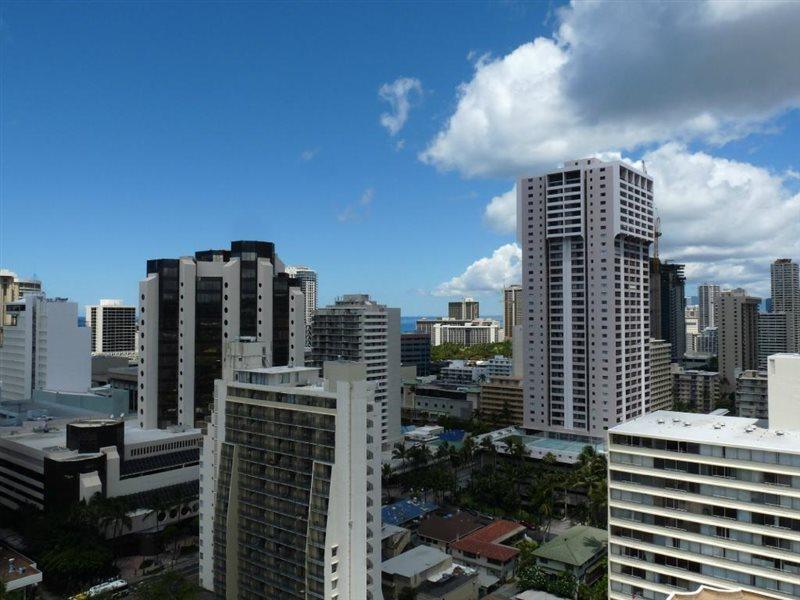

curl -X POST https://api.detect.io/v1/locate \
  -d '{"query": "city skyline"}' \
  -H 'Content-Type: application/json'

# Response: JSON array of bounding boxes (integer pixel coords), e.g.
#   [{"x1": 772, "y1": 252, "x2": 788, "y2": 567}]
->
[{"x1": 2, "y1": 2, "x2": 800, "y2": 315}]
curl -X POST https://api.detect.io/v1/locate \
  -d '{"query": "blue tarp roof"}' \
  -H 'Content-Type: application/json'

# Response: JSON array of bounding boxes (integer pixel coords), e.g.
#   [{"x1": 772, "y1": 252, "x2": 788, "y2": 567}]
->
[
  {"x1": 382, "y1": 498, "x2": 439, "y2": 526},
  {"x1": 438, "y1": 429, "x2": 465, "y2": 442}
]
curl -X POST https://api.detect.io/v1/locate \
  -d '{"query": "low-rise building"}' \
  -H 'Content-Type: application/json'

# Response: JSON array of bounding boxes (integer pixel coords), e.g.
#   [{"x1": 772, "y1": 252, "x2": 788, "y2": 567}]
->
[
  {"x1": 735, "y1": 370, "x2": 769, "y2": 419},
  {"x1": 671, "y1": 365, "x2": 720, "y2": 412},
  {"x1": 0, "y1": 417, "x2": 201, "y2": 534},
  {"x1": 450, "y1": 520, "x2": 525, "y2": 587},
  {"x1": 407, "y1": 383, "x2": 479, "y2": 421},
  {"x1": 417, "y1": 318, "x2": 503, "y2": 347},
  {"x1": 418, "y1": 511, "x2": 488, "y2": 553},
  {"x1": 382, "y1": 545, "x2": 452, "y2": 599},
  {"x1": 0, "y1": 546, "x2": 43, "y2": 597},
  {"x1": 416, "y1": 565, "x2": 480, "y2": 600},
  {"x1": 382, "y1": 524, "x2": 412, "y2": 559},
  {"x1": 382, "y1": 498, "x2": 440, "y2": 528},
  {"x1": 531, "y1": 525, "x2": 607, "y2": 583},
  {"x1": 479, "y1": 376, "x2": 524, "y2": 427}
]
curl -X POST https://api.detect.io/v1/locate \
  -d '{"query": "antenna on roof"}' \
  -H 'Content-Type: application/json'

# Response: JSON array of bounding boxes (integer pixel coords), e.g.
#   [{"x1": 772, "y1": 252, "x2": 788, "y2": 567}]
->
[{"x1": 641, "y1": 160, "x2": 648, "y2": 175}]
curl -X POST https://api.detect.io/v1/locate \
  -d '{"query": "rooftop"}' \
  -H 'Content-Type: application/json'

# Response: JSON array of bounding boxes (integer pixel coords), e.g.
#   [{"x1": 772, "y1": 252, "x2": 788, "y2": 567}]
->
[
  {"x1": 418, "y1": 511, "x2": 486, "y2": 544},
  {"x1": 450, "y1": 520, "x2": 525, "y2": 562},
  {"x1": 382, "y1": 498, "x2": 439, "y2": 526},
  {"x1": 416, "y1": 564, "x2": 478, "y2": 597},
  {"x1": 610, "y1": 410, "x2": 800, "y2": 453},
  {"x1": 381, "y1": 545, "x2": 449, "y2": 578},
  {"x1": 0, "y1": 546, "x2": 42, "y2": 591},
  {"x1": 532, "y1": 525, "x2": 607, "y2": 567}
]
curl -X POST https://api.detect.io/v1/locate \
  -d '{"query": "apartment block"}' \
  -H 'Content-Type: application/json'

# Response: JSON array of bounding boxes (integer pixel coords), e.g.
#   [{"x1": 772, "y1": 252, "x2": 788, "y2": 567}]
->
[
  {"x1": 716, "y1": 289, "x2": 760, "y2": 392},
  {"x1": 503, "y1": 285, "x2": 522, "y2": 339},
  {"x1": 518, "y1": 158, "x2": 654, "y2": 440},
  {"x1": 735, "y1": 370, "x2": 768, "y2": 420},
  {"x1": 650, "y1": 339, "x2": 673, "y2": 412},
  {"x1": 671, "y1": 366, "x2": 719, "y2": 413},
  {"x1": 758, "y1": 313, "x2": 789, "y2": 370},
  {"x1": 479, "y1": 375, "x2": 524, "y2": 427},
  {"x1": 199, "y1": 352, "x2": 381, "y2": 599},
  {"x1": 608, "y1": 406, "x2": 800, "y2": 600},
  {"x1": 138, "y1": 240, "x2": 305, "y2": 429},
  {"x1": 311, "y1": 294, "x2": 400, "y2": 454},
  {"x1": 86, "y1": 299, "x2": 137, "y2": 356}
]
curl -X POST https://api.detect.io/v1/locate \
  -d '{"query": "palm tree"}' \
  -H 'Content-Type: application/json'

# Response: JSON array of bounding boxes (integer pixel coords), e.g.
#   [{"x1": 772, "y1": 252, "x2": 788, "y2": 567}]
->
[{"x1": 392, "y1": 442, "x2": 409, "y2": 468}]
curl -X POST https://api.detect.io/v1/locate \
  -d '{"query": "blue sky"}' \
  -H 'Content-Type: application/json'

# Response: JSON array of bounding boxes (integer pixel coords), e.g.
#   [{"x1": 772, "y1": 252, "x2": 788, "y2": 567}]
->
[{"x1": 2, "y1": 1, "x2": 800, "y2": 316}]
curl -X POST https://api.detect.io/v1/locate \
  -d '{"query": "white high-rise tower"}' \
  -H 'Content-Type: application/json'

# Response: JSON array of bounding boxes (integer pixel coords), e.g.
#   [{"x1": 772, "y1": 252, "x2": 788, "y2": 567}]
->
[
  {"x1": 285, "y1": 265, "x2": 318, "y2": 348},
  {"x1": 698, "y1": 283, "x2": 721, "y2": 332},
  {"x1": 518, "y1": 158, "x2": 654, "y2": 441}
]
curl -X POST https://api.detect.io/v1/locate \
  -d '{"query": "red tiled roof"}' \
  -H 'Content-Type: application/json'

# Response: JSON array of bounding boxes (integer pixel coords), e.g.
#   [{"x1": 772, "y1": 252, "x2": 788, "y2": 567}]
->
[{"x1": 451, "y1": 520, "x2": 525, "y2": 563}]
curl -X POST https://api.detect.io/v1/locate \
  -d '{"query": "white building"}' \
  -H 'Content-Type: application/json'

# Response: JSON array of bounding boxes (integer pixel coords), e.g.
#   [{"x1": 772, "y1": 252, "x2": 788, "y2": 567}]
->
[
  {"x1": 199, "y1": 349, "x2": 381, "y2": 600},
  {"x1": 85, "y1": 299, "x2": 136, "y2": 356},
  {"x1": 519, "y1": 158, "x2": 654, "y2": 441},
  {"x1": 758, "y1": 313, "x2": 789, "y2": 370},
  {"x1": 311, "y1": 294, "x2": 400, "y2": 455},
  {"x1": 285, "y1": 265, "x2": 318, "y2": 348},
  {"x1": 686, "y1": 307, "x2": 700, "y2": 353},
  {"x1": 698, "y1": 284, "x2": 720, "y2": 332},
  {"x1": 138, "y1": 241, "x2": 305, "y2": 429},
  {"x1": 425, "y1": 318, "x2": 503, "y2": 347},
  {"x1": 608, "y1": 373, "x2": 800, "y2": 600},
  {"x1": 0, "y1": 295, "x2": 90, "y2": 402}
]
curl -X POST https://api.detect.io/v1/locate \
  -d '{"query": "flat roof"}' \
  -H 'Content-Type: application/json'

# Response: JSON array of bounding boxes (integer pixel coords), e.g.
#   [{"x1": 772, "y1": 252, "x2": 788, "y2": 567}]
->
[
  {"x1": 610, "y1": 410, "x2": 800, "y2": 454},
  {"x1": 0, "y1": 546, "x2": 42, "y2": 589},
  {"x1": 382, "y1": 545, "x2": 449, "y2": 577}
]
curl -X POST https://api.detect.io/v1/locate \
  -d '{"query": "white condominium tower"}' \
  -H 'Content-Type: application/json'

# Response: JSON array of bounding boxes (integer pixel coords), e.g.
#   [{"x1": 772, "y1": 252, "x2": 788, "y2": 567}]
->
[
  {"x1": 85, "y1": 299, "x2": 137, "y2": 356},
  {"x1": 608, "y1": 355, "x2": 800, "y2": 600},
  {"x1": 698, "y1": 284, "x2": 720, "y2": 332},
  {"x1": 518, "y1": 158, "x2": 654, "y2": 441},
  {"x1": 138, "y1": 241, "x2": 305, "y2": 429},
  {"x1": 771, "y1": 259, "x2": 800, "y2": 351},
  {"x1": 310, "y1": 294, "x2": 400, "y2": 455},
  {"x1": 285, "y1": 265, "x2": 318, "y2": 348},
  {"x1": 199, "y1": 343, "x2": 382, "y2": 600}
]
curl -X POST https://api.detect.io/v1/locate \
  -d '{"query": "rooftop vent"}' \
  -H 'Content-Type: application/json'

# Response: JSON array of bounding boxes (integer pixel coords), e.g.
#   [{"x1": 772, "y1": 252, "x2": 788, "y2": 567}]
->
[
  {"x1": 657, "y1": 418, "x2": 665, "y2": 424},
  {"x1": 683, "y1": 422, "x2": 692, "y2": 427},
  {"x1": 672, "y1": 417, "x2": 682, "y2": 423},
  {"x1": 776, "y1": 430, "x2": 785, "y2": 436}
]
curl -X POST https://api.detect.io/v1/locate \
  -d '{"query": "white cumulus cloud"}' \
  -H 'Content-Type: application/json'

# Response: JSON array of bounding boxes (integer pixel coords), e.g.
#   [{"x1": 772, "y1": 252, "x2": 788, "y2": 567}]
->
[
  {"x1": 435, "y1": 243, "x2": 521, "y2": 296},
  {"x1": 421, "y1": 1, "x2": 800, "y2": 177},
  {"x1": 379, "y1": 77, "x2": 423, "y2": 136},
  {"x1": 483, "y1": 186, "x2": 517, "y2": 235}
]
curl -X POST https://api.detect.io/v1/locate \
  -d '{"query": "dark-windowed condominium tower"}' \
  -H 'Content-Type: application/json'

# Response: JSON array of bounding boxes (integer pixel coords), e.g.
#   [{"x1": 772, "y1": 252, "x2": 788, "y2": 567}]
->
[
  {"x1": 448, "y1": 297, "x2": 479, "y2": 320},
  {"x1": 138, "y1": 241, "x2": 305, "y2": 429},
  {"x1": 503, "y1": 284, "x2": 522, "y2": 339},
  {"x1": 518, "y1": 158, "x2": 654, "y2": 441},
  {"x1": 771, "y1": 258, "x2": 800, "y2": 351},
  {"x1": 649, "y1": 259, "x2": 686, "y2": 362}
]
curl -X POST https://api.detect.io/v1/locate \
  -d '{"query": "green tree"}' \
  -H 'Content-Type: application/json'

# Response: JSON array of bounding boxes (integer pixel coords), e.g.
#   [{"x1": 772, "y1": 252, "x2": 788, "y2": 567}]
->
[
  {"x1": 392, "y1": 442, "x2": 409, "y2": 468},
  {"x1": 133, "y1": 571, "x2": 199, "y2": 600}
]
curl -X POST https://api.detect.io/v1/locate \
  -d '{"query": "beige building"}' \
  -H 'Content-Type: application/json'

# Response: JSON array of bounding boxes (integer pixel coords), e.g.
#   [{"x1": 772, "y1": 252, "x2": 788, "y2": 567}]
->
[
  {"x1": 650, "y1": 339, "x2": 672, "y2": 411},
  {"x1": 479, "y1": 375, "x2": 524, "y2": 426},
  {"x1": 671, "y1": 365, "x2": 720, "y2": 412},
  {"x1": 667, "y1": 587, "x2": 780, "y2": 600},
  {"x1": 0, "y1": 270, "x2": 42, "y2": 346},
  {"x1": 716, "y1": 288, "x2": 760, "y2": 392},
  {"x1": 503, "y1": 285, "x2": 522, "y2": 339}
]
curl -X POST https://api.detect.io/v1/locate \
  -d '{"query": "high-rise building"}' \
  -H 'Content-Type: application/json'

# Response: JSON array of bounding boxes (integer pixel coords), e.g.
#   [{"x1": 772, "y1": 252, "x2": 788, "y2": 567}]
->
[
  {"x1": 767, "y1": 353, "x2": 800, "y2": 430},
  {"x1": 518, "y1": 158, "x2": 654, "y2": 440},
  {"x1": 401, "y1": 332, "x2": 431, "y2": 376},
  {"x1": 0, "y1": 294, "x2": 90, "y2": 402},
  {"x1": 735, "y1": 369, "x2": 768, "y2": 419},
  {"x1": 503, "y1": 285, "x2": 522, "y2": 339},
  {"x1": 650, "y1": 261, "x2": 686, "y2": 362},
  {"x1": 771, "y1": 258, "x2": 800, "y2": 352},
  {"x1": 311, "y1": 294, "x2": 400, "y2": 454},
  {"x1": 199, "y1": 349, "x2": 381, "y2": 600},
  {"x1": 85, "y1": 299, "x2": 136, "y2": 356},
  {"x1": 285, "y1": 265, "x2": 317, "y2": 348},
  {"x1": 698, "y1": 283, "x2": 720, "y2": 331},
  {"x1": 685, "y1": 305, "x2": 700, "y2": 353},
  {"x1": 697, "y1": 326, "x2": 718, "y2": 356},
  {"x1": 608, "y1": 370, "x2": 800, "y2": 600},
  {"x1": 424, "y1": 319, "x2": 503, "y2": 346},
  {"x1": 0, "y1": 270, "x2": 42, "y2": 347},
  {"x1": 716, "y1": 288, "x2": 760, "y2": 391},
  {"x1": 448, "y1": 297, "x2": 479, "y2": 320},
  {"x1": 138, "y1": 241, "x2": 305, "y2": 429},
  {"x1": 649, "y1": 339, "x2": 672, "y2": 412},
  {"x1": 758, "y1": 311, "x2": 789, "y2": 369}
]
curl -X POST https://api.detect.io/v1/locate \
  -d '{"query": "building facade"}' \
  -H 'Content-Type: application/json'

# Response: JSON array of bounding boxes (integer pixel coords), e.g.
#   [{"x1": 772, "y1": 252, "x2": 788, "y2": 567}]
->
[
  {"x1": 86, "y1": 299, "x2": 137, "y2": 356},
  {"x1": 503, "y1": 285, "x2": 522, "y2": 339},
  {"x1": 311, "y1": 294, "x2": 400, "y2": 454},
  {"x1": 479, "y1": 376, "x2": 524, "y2": 427},
  {"x1": 758, "y1": 312, "x2": 789, "y2": 370},
  {"x1": 716, "y1": 289, "x2": 760, "y2": 392},
  {"x1": 650, "y1": 261, "x2": 686, "y2": 362},
  {"x1": 608, "y1": 407, "x2": 800, "y2": 600},
  {"x1": 735, "y1": 369, "x2": 768, "y2": 420},
  {"x1": 698, "y1": 284, "x2": 720, "y2": 332},
  {"x1": 770, "y1": 259, "x2": 800, "y2": 352},
  {"x1": 448, "y1": 298, "x2": 479, "y2": 320},
  {"x1": 519, "y1": 158, "x2": 654, "y2": 440},
  {"x1": 650, "y1": 339, "x2": 673, "y2": 412},
  {"x1": 199, "y1": 356, "x2": 381, "y2": 600},
  {"x1": 671, "y1": 366, "x2": 719, "y2": 413},
  {"x1": 138, "y1": 241, "x2": 305, "y2": 429},
  {"x1": 417, "y1": 319, "x2": 503, "y2": 347},
  {"x1": 0, "y1": 270, "x2": 42, "y2": 347},
  {"x1": 285, "y1": 265, "x2": 318, "y2": 349},
  {"x1": 401, "y1": 332, "x2": 432, "y2": 376},
  {"x1": 0, "y1": 295, "x2": 90, "y2": 402}
]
